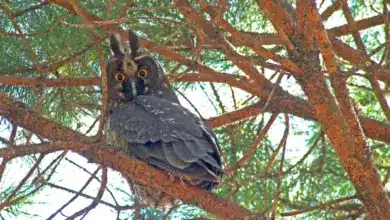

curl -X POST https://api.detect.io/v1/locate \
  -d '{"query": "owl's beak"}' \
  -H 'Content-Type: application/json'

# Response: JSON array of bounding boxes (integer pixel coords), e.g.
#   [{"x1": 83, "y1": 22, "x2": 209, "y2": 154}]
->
[
  {"x1": 129, "y1": 77, "x2": 138, "y2": 98},
  {"x1": 117, "y1": 91, "x2": 126, "y2": 99},
  {"x1": 114, "y1": 83, "x2": 127, "y2": 99},
  {"x1": 114, "y1": 83, "x2": 122, "y2": 90},
  {"x1": 113, "y1": 77, "x2": 138, "y2": 101}
]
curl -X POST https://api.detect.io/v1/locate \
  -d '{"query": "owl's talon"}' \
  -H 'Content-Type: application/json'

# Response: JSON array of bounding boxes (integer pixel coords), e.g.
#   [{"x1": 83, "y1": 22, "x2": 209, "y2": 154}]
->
[{"x1": 168, "y1": 171, "x2": 176, "y2": 181}]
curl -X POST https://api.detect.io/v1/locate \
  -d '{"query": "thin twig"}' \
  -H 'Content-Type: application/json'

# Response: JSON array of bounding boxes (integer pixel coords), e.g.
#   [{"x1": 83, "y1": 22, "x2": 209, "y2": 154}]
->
[
  {"x1": 66, "y1": 166, "x2": 108, "y2": 219},
  {"x1": 0, "y1": 5, "x2": 43, "y2": 75},
  {"x1": 47, "y1": 167, "x2": 100, "y2": 220},
  {"x1": 12, "y1": 1, "x2": 49, "y2": 17},
  {"x1": 0, "y1": 157, "x2": 10, "y2": 183},
  {"x1": 174, "y1": 88, "x2": 204, "y2": 119},
  {"x1": 32, "y1": 151, "x2": 67, "y2": 185},
  {"x1": 64, "y1": 158, "x2": 121, "y2": 207},
  {"x1": 163, "y1": 204, "x2": 182, "y2": 220},
  {"x1": 0, "y1": 154, "x2": 45, "y2": 211},
  {"x1": 368, "y1": 73, "x2": 390, "y2": 121},
  {"x1": 283, "y1": 131, "x2": 323, "y2": 175},
  {"x1": 264, "y1": 116, "x2": 289, "y2": 173},
  {"x1": 271, "y1": 114, "x2": 289, "y2": 219},
  {"x1": 281, "y1": 195, "x2": 358, "y2": 216},
  {"x1": 84, "y1": 116, "x2": 101, "y2": 135},
  {"x1": 47, "y1": 182, "x2": 143, "y2": 211},
  {"x1": 225, "y1": 113, "x2": 278, "y2": 175},
  {"x1": 8, "y1": 124, "x2": 17, "y2": 146}
]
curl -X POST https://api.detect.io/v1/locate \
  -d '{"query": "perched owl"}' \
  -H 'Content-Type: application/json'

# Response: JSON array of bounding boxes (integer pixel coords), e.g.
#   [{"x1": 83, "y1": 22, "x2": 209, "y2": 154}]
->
[{"x1": 104, "y1": 30, "x2": 224, "y2": 206}]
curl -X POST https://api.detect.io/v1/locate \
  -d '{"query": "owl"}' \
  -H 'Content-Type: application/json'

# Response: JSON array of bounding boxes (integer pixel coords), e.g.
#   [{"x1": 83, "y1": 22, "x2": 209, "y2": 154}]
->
[{"x1": 104, "y1": 30, "x2": 224, "y2": 207}]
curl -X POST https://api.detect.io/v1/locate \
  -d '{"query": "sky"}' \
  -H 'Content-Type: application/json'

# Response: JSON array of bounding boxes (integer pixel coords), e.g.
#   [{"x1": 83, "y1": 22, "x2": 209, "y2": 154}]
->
[
  {"x1": 0, "y1": 1, "x2": 387, "y2": 219},
  {"x1": 0, "y1": 70, "x2": 313, "y2": 220}
]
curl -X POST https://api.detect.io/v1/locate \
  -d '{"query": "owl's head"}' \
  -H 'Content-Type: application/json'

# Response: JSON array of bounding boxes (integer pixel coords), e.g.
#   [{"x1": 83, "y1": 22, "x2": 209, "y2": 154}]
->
[{"x1": 105, "y1": 30, "x2": 178, "y2": 106}]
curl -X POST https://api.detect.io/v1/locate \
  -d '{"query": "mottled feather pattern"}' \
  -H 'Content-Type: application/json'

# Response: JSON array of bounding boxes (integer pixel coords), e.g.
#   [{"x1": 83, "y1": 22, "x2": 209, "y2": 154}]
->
[
  {"x1": 105, "y1": 30, "x2": 223, "y2": 207},
  {"x1": 107, "y1": 95, "x2": 223, "y2": 184},
  {"x1": 105, "y1": 91, "x2": 223, "y2": 206}
]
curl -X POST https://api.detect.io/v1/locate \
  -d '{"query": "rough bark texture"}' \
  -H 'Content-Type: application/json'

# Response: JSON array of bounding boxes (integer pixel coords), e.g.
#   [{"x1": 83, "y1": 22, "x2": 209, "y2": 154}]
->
[
  {"x1": 0, "y1": 92, "x2": 267, "y2": 220},
  {"x1": 293, "y1": 1, "x2": 390, "y2": 218},
  {"x1": 1, "y1": 0, "x2": 390, "y2": 218}
]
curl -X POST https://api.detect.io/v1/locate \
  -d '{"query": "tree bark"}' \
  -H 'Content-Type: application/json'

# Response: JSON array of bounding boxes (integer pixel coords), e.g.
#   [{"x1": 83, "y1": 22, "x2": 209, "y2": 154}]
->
[{"x1": 0, "y1": 92, "x2": 267, "y2": 220}]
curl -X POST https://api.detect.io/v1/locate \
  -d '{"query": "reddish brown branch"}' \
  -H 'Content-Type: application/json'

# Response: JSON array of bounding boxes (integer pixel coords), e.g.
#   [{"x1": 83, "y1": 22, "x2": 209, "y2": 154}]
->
[
  {"x1": 308, "y1": 0, "x2": 372, "y2": 170},
  {"x1": 256, "y1": 0, "x2": 296, "y2": 41},
  {"x1": 320, "y1": 0, "x2": 341, "y2": 21},
  {"x1": 0, "y1": 76, "x2": 99, "y2": 87},
  {"x1": 340, "y1": 0, "x2": 366, "y2": 54},
  {"x1": 368, "y1": 74, "x2": 390, "y2": 121},
  {"x1": 0, "y1": 142, "x2": 90, "y2": 161},
  {"x1": 2, "y1": 73, "x2": 390, "y2": 146},
  {"x1": 198, "y1": 0, "x2": 302, "y2": 76},
  {"x1": 328, "y1": 12, "x2": 390, "y2": 37},
  {"x1": 0, "y1": 92, "x2": 86, "y2": 142},
  {"x1": 295, "y1": 1, "x2": 390, "y2": 217},
  {"x1": 248, "y1": 1, "x2": 390, "y2": 86},
  {"x1": 173, "y1": 0, "x2": 270, "y2": 87},
  {"x1": 0, "y1": 91, "x2": 267, "y2": 220},
  {"x1": 173, "y1": 74, "x2": 390, "y2": 143},
  {"x1": 86, "y1": 145, "x2": 266, "y2": 219}
]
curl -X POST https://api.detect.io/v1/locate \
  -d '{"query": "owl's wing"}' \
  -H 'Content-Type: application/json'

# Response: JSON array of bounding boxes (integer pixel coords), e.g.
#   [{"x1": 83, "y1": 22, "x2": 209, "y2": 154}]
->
[{"x1": 107, "y1": 95, "x2": 223, "y2": 188}]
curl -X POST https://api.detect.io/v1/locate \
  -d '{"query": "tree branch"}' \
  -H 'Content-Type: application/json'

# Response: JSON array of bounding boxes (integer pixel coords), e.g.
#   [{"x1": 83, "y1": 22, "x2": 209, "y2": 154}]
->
[
  {"x1": 0, "y1": 91, "x2": 267, "y2": 219},
  {"x1": 295, "y1": 1, "x2": 390, "y2": 218},
  {"x1": 0, "y1": 76, "x2": 100, "y2": 87}
]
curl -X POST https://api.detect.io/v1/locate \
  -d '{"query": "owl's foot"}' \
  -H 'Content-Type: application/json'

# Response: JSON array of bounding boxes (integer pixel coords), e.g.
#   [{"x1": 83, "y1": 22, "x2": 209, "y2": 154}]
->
[
  {"x1": 178, "y1": 175, "x2": 188, "y2": 187},
  {"x1": 168, "y1": 171, "x2": 177, "y2": 181}
]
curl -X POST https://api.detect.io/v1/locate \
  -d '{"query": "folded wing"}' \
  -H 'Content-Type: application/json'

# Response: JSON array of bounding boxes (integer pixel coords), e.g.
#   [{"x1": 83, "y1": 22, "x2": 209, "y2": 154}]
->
[{"x1": 107, "y1": 95, "x2": 224, "y2": 189}]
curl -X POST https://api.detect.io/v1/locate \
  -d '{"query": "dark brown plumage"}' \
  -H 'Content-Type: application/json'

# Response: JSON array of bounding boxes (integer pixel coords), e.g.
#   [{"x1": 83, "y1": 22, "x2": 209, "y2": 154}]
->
[{"x1": 103, "y1": 30, "x2": 224, "y2": 206}]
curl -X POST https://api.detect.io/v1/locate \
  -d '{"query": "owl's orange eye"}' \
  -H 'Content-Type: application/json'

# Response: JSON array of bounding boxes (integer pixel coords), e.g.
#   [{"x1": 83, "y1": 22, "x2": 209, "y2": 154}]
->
[
  {"x1": 137, "y1": 69, "x2": 148, "y2": 78},
  {"x1": 114, "y1": 73, "x2": 126, "y2": 82}
]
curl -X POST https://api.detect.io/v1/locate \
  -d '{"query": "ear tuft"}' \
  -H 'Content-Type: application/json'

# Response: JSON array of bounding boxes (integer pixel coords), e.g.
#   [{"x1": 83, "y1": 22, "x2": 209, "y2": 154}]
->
[
  {"x1": 109, "y1": 32, "x2": 125, "y2": 56},
  {"x1": 128, "y1": 29, "x2": 140, "y2": 57}
]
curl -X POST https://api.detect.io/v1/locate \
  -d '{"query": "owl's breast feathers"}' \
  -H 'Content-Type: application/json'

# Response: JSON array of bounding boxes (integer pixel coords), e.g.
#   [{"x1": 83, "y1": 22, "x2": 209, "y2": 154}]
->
[{"x1": 105, "y1": 95, "x2": 224, "y2": 206}]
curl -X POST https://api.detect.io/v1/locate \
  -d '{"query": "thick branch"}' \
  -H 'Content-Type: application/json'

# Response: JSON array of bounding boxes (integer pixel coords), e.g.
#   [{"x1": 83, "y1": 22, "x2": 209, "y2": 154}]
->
[
  {"x1": 0, "y1": 76, "x2": 99, "y2": 87},
  {"x1": 328, "y1": 12, "x2": 390, "y2": 37},
  {"x1": 0, "y1": 91, "x2": 266, "y2": 220},
  {"x1": 175, "y1": 73, "x2": 390, "y2": 143},
  {"x1": 0, "y1": 92, "x2": 86, "y2": 142},
  {"x1": 2, "y1": 72, "x2": 389, "y2": 144},
  {"x1": 295, "y1": 1, "x2": 390, "y2": 218}
]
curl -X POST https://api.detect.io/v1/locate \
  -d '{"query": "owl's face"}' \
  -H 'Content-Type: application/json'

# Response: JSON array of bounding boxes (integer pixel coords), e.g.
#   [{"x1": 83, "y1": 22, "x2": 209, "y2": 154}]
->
[{"x1": 105, "y1": 31, "x2": 164, "y2": 104}]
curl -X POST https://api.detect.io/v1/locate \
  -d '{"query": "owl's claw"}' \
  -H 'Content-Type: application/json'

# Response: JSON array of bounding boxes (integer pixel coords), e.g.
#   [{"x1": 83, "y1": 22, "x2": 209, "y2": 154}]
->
[
  {"x1": 179, "y1": 176, "x2": 187, "y2": 187},
  {"x1": 168, "y1": 171, "x2": 176, "y2": 181}
]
